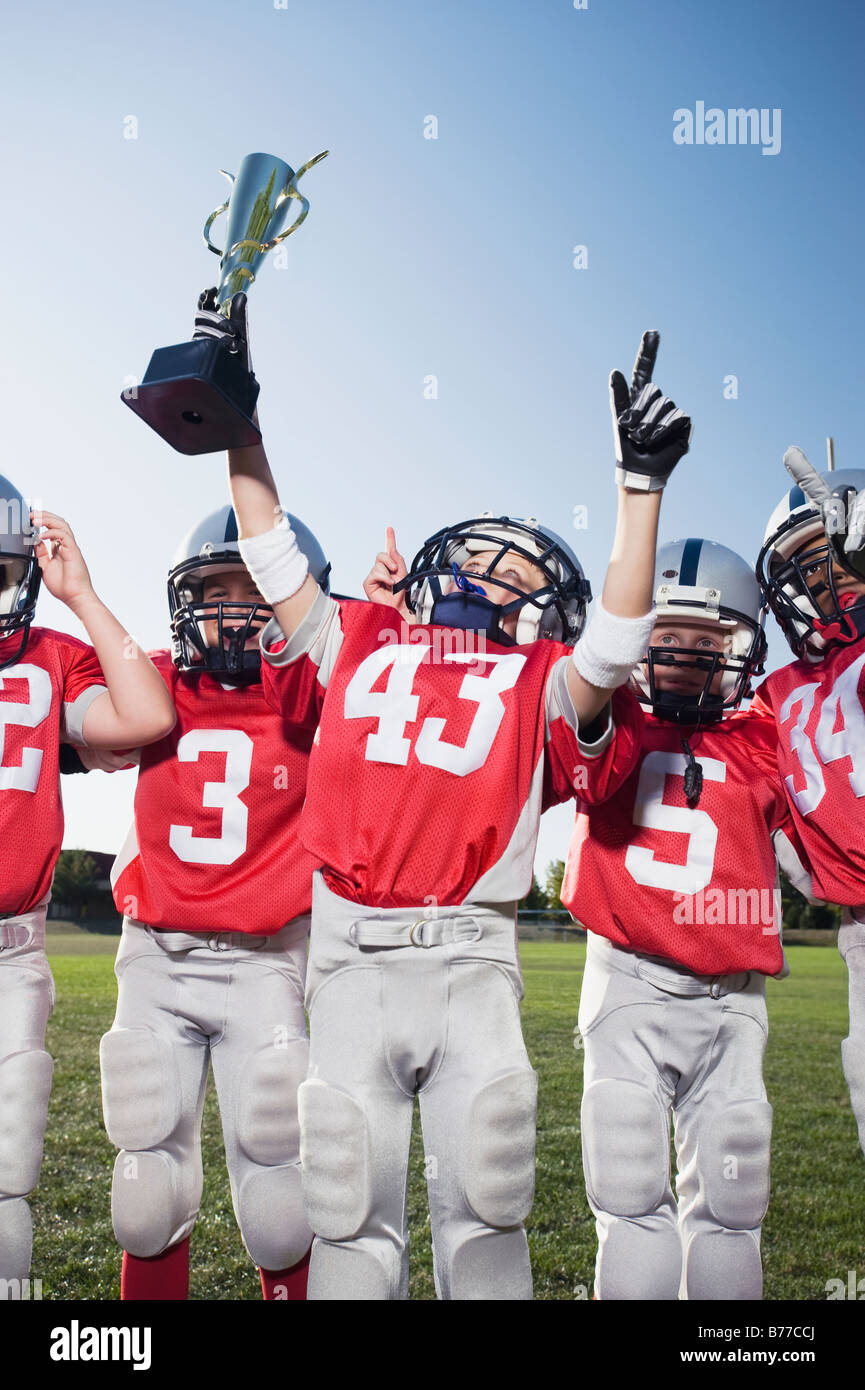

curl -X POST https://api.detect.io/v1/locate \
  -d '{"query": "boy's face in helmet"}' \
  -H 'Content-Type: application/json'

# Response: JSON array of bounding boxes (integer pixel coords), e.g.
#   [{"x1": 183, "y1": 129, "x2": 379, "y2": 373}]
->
[
  {"x1": 792, "y1": 535, "x2": 865, "y2": 618},
  {"x1": 457, "y1": 548, "x2": 546, "y2": 641},
  {"x1": 200, "y1": 568, "x2": 270, "y2": 651},
  {"x1": 646, "y1": 619, "x2": 728, "y2": 697}
]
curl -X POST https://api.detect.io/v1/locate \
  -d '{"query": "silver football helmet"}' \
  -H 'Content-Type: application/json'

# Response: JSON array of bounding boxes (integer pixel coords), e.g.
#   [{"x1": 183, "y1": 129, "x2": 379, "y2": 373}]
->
[
  {"x1": 399, "y1": 514, "x2": 591, "y2": 646},
  {"x1": 635, "y1": 538, "x2": 767, "y2": 724},
  {"x1": 757, "y1": 468, "x2": 865, "y2": 659},
  {"x1": 0, "y1": 473, "x2": 41, "y2": 669},
  {"x1": 168, "y1": 504, "x2": 330, "y2": 680}
]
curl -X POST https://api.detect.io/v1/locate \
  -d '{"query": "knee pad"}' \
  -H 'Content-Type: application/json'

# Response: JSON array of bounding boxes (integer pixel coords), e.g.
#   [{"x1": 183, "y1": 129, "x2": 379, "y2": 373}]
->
[
  {"x1": 0, "y1": 1197, "x2": 33, "y2": 1282},
  {"x1": 236, "y1": 1163, "x2": 312, "y2": 1270},
  {"x1": 111, "y1": 1151, "x2": 193, "y2": 1258},
  {"x1": 596, "y1": 1216, "x2": 682, "y2": 1300},
  {"x1": 299, "y1": 1080, "x2": 370, "y2": 1241},
  {"x1": 842, "y1": 1036, "x2": 865, "y2": 1154},
  {"x1": 237, "y1": 1037, "x2": 308, "y2": 1167},
  {"x1": 702, "y1": 1100, "x2": 773, "y2": 1229},
  {"x1": 308, "y1": 1238, "x2": 398, "y2": 1301},
  {"x1": 582, "y1": 1078, "x2": 669, "y2": 1217},
  {"x1": 464, "y1": 1069, "x2": 538, "y2": 1228},
  {"x1": 684, "y1": 1228, "x2": 762, "y2": 1300},
  {"x1": 100, "y1": 1029, "x2": 180, "y2": 1152},
  {"x1": 448, "y1": 1228, "x2": 533, "y2": 1301},
  {"x1": 0, "y1": 1050, "x2": 53, "y2": 1196}
]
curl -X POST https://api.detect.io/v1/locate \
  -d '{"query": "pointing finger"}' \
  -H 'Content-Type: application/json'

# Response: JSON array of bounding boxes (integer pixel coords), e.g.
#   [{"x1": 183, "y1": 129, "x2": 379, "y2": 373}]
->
[
  {"x1": 783, "y1": 447, "x2": 833, "y2": 506},
  {"x1": 630, "y1": 330, "x2": 660, "y2": 399}
]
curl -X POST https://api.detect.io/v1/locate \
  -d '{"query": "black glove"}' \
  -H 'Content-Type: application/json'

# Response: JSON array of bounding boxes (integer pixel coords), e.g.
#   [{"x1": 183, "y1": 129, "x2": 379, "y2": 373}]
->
[
  {"x1": 784, "y1": 446, "x2": 865, "y2": 584},
  {"x1": 610, "y1": 331, "x2": 692, "y2": 491},
  {"x1": 193, "y1": 289, "x2": 252, "y2": 373}
]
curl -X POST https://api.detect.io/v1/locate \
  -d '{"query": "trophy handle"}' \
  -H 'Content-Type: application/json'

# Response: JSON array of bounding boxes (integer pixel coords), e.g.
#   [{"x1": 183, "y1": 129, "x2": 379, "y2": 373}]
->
[
  {"x1": 202, "y1": 169, "x2": 237, "y2": 257},
  {"x1": 261, "y1": 150, "x2": 330, "y2": 250}
]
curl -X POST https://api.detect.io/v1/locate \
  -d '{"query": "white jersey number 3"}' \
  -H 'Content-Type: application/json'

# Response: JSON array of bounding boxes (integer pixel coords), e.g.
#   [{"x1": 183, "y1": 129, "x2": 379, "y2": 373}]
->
[
  {"x1": 169, "y1": 729, "x2": 253, "y2": 865},
  {"x1": 625, "y1": 751, "x2": 727, "y2": 895},
  {"x1": 344, "y1": 646, "x2": 527, "y2": 777},
  {"x1": 779, "y1": 652, "x2": 865, "y2": 815}
]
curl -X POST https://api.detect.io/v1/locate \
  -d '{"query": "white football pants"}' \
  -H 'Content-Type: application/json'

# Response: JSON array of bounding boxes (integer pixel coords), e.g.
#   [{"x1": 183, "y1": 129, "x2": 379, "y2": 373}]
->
[
  {"x1": 578, "y1": 931, "x2": 772, "y2": 1301},
  {"x1": 100, "y1": 916, "x2": 313, "y2": 1271},
  {"x1": 839, "y1": 909, "x2": 865, "y2": 1157},
  {"x1": 0, "y1": 901, "x2": 54, "y2": 1284},
  {"x1": 299, "y1": 872, "x2": 538, "y2": 1301}
]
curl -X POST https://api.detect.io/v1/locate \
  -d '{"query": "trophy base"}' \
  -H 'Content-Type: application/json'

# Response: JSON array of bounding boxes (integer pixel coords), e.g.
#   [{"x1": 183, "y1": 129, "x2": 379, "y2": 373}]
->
[{"x1": 122, "y1": 339, "x2": 261, "y2": 455}]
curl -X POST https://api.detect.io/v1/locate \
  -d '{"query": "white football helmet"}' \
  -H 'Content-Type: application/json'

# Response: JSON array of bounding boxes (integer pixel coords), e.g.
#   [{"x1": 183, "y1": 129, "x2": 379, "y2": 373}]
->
[
  {"x1": 757, "y1": 468, "x2": 865, "y2": 659},
  {"x1": 168, "y1": 505, "x2": 330, "y2": 680},
  {"x1": 634, "y1": 537, "x2": 767, "y2": 724},
  {"x1": 399, "y1": 514, "x2": 591, "y2": 646},
  {"x1": 0, "y1": 473, "x2": 41, "y2": 670}
]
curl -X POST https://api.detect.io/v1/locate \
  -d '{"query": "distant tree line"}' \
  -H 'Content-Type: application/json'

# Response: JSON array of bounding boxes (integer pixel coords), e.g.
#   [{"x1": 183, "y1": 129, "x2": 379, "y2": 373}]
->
[{"x1": 523, "y1": 860, "x2": 842, "y2": 933}]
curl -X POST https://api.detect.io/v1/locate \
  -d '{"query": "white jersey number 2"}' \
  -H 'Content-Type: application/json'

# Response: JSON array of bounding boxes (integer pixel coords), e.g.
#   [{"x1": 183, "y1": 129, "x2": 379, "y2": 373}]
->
[
  {"x1": 779, "y1": 652, "x2": 865, "y2": 815},
  {"x1": 625, "y1": 750, "x2": 727, "y2": 895},
  {"x1": 344, "y1": 646, "x2": 527, "y2": 777},
  {"x1": 169, "y1": 729, "x2": 253, "y2": 865},
  {"x1": 0, "y1": 664, "x2": 52, "y2": 792}
]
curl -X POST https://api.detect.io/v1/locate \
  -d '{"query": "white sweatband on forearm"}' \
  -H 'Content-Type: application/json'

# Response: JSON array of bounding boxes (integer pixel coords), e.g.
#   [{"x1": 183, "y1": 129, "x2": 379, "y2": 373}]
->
[
  {"x1": 571, "y1": 600, "x2": 656, "y2": 690},
  {"x1": 238, "y1": 523, "x2": 309, "y2": 606}
]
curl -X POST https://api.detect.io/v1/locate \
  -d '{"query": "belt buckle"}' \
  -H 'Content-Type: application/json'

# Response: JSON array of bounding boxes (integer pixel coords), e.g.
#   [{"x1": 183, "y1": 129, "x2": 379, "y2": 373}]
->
[
  {"x1": 409, "y1": 920, "x2": 431, "y2": 948},
  {"x1": 209, "y1": 933, "x2": 232, "y2": 953}
]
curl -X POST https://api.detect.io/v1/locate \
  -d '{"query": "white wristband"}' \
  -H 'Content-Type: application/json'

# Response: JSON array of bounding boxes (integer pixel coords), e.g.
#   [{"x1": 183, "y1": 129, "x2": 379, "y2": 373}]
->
[
  {"x1": 571, "y1": 600, "x2": 656, "y2": 690},
  {"x1": 238, "y1": 523, "x2": 309, "y2": 606}
]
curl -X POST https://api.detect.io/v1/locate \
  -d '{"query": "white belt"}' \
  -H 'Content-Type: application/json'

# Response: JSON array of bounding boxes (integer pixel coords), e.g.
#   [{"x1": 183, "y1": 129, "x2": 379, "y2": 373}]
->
[
  {"x1": 0, "y1": 924, "x2": 32, "y2": 949},
  {"x1": 350, "y1": 918, "x2": 482, "y2": 949}
]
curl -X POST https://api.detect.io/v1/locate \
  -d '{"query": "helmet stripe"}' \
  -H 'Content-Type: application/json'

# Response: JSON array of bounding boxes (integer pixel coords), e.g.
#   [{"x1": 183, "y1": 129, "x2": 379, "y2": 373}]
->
[
  {"x1": 679, "y1": 537, "x2": 703, "y2": 587},
  {"x1": 224, "y1": 509, "x2": 239, "y2": 543}
]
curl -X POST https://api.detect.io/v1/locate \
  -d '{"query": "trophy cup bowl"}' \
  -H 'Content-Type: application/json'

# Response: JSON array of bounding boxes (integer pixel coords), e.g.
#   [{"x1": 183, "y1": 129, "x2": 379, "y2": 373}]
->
[{"x1": 123, "y1": 149, "x2": 327, "y2": 455}]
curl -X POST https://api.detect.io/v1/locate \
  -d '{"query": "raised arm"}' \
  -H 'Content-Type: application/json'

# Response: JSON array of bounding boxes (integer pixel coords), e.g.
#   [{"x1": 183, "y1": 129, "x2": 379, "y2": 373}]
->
[
  {"x1": 566, "y1": 331, "x2": 692, "y2": 727},
  {"x1": 195, "y1": 290, "x2": 321, "y2": 640},
  {"x1": 32, "y1": 511, "x2": 175, "y2": 749}
]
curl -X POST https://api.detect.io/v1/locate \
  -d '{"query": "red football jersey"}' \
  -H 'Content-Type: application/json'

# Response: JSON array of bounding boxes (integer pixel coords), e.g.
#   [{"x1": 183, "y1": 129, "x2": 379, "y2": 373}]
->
[
  {"x1": 112, "y1": 651, "x2": 318, "y2": 933},
  {"x1": 753, "y1": 640, "x2": 865, "y2": 906},
  {"x1": 260, "y1": 596, "x2": 643, "y2": 908},
  {"x1": 0, "y1": 627, "x2": 106, "y2": 915},
  {"x1": 561, "y1": 707, "x2": 806, "y2": 975}
]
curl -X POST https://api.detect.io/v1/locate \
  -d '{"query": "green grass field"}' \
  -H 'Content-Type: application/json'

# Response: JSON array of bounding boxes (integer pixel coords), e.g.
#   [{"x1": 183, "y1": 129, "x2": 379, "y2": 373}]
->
[{"x1": 31, "y1": 939, "x2": 865, "y2": 1301}]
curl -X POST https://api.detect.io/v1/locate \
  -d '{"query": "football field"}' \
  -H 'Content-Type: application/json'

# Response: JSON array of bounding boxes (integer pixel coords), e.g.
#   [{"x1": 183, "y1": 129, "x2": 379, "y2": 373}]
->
[{"x1": 33, "y1": 938, "x2": 864, "y2": 1301}]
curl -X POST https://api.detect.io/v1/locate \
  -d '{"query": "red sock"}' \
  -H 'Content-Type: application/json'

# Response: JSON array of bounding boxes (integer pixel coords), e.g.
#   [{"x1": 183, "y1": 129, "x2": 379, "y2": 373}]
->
[
  {"x1": 260, "y1": 1247, "x2": 312, "y2": 1301},
  {"x1": 121, "y1": 1237, "x2": 191, "y2": 1300}
]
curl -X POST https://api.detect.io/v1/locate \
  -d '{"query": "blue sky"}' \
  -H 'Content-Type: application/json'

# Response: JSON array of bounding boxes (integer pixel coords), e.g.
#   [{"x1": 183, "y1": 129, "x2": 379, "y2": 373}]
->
[{"x1": 1, "y1": 0, "x2": 862, "y2": 870}]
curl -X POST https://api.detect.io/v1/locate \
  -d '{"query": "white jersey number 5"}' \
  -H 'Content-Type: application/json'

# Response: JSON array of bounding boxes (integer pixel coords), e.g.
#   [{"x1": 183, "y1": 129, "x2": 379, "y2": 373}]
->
[
  {"x1": 169, "y1": 729, "x2": 253, "y2": 865},
  {"x1": 625, "y1": 750, "x2": 726, "y2": 895},
  {"x1": 344, "y1": 646, "x2": 527, "y2": 777}
]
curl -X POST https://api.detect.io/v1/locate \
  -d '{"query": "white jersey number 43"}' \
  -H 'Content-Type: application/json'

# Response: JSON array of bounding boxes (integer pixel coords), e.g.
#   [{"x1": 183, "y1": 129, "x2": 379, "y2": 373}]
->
[{"x1": 344, "y1": 646, "x2": 527, "y2": 777}]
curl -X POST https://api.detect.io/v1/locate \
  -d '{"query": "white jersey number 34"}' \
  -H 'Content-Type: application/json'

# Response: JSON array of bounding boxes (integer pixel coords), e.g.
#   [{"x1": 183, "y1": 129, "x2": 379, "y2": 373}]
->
[
  {"x1": 778, "y1": 652, "x2": 865, "y2": 816},
  {"x1": 344, "y1": 646, "x2": 527, "y2": 777}
]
